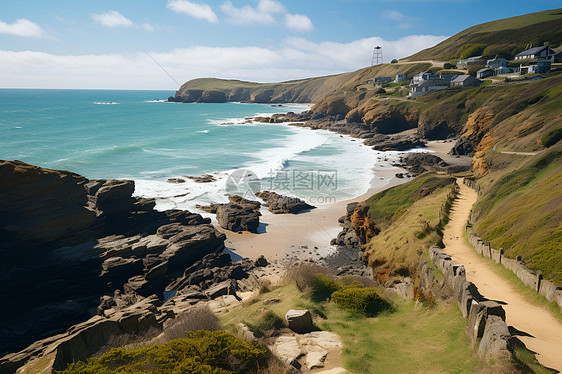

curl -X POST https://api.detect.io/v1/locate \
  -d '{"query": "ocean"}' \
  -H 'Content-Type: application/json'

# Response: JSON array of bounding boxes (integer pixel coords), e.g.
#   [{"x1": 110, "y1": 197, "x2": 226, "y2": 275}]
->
[{"x1": 0, "y1": 89, "x2": 399, "y2": 211}]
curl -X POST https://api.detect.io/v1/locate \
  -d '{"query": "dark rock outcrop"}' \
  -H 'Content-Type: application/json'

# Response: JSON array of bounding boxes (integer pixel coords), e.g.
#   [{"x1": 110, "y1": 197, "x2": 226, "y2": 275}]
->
[
  {"x1": 364, "y1": 133, "x2": 426, "y2": 151},
  {"x1": 256, "y1": 191, "x2": 315, "y2": 214},
  {"x1": 399, "y1": 153, "x2": 449, "y2": 175},
  {"x1": 216, "y1": 204, "x2": 260, "y2": 233},
  {"x1": 187, "y1": 174, "x2": 216, "y2": 183},
  {"x1": 197, "y1": 195, "x2": 262, "y2": 233},
  {"x1": 0, "y1": 160, "x2": 225, "y2": 358},
  {"x1": 450, "y1": 136, "x2": 476, "y2": 156}
]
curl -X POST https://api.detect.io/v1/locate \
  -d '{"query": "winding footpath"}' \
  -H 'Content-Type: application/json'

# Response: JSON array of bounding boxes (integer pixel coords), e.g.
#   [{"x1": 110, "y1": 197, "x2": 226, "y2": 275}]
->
[{"x1": 443, "y1": 180, "x2": 562, "y2": 372}]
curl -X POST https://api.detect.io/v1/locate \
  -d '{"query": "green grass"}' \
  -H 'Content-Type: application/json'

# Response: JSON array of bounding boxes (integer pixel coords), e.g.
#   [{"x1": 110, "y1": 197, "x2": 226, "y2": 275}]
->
[
  {"x1": 366, "y1": 173, "x2": 455, "y2": 227},
  {"x1": 473, "y1": 150, "x2": 562, "y2": 285},
  {"x1": 319, "y1": 299, "x2": 482, "y2": 374},
  {"x1": 363, "y1": 174, "x2": 455, "y2": 281},
  {"x1": 542, "y1": 125, "x2": 562, "y2": 147},
  {"x1": 406, "y1": 8, "x2": 562, "y2": 61},
  {"x1": 463, "y1": 232, "x2": 562, "y2": 324},
  {"x1": 220, "y1": 281, "x2": 486, "y2": 374}
]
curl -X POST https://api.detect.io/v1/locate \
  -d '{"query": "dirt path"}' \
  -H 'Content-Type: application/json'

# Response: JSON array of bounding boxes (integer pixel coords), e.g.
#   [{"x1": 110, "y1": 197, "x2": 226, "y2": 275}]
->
[{"x1": 443, "y1": 180, "x2": 562, "y2": 372}]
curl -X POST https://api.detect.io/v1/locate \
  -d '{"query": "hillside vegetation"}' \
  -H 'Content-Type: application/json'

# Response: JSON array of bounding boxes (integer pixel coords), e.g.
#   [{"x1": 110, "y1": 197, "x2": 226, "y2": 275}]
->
[
  {"x1": 172, "y1": 63, "x2": 430, "y2": 104},
  {"x1": 472, "y1": 148, "x2": 562, "y2": 285},
  {"x1": 405, "y1": 8, "x2": 562, "y2": 61},
  {"x1": 354, "y1": 173, "x2": 456, "y2": 285}
]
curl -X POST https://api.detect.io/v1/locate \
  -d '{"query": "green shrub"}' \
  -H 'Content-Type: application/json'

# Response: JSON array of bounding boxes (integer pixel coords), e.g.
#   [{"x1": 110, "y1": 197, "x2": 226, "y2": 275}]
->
[
  {"x1": 468, "y1": 65, "x2": 486, "y2": 77},
  {"x1": 541, "y1": 126, "x2": 562, "y2": 147},
  {"x1": 455, "y1": 43, "x2": 487, "y2": 60},
  {"x1": 482, "y1": 45, "x2": 511, "y2": 59},
  {"x1": 443, "y1": 62, "x2": 455, "y2": 69},
  {"x1": 331, "y1": 287, "x2": 391, "y2": 316},
  {"x1": 310, "y1": 273, "x2": 342, "y2": 302},
  {"x1": 55, "y1": 330, "x2": 268, "y2": 374}
]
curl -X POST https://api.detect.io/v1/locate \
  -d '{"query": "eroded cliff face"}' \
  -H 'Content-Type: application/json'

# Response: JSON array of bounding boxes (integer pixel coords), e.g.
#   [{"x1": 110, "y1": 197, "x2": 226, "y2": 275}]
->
[{"x1": 0, "y1": 160, "x2": 225, "y2": 357}]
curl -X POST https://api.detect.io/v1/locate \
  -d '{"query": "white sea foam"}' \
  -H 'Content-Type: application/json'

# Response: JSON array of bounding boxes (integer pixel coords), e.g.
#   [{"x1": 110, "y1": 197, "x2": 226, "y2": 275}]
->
[
  {"x1": 144, "y1": 99, "x2": 168, "y2": 103},
  {"x1": 93, "y1": 101, "x2": 119, "y2": 105},
  {"x1": 196, "y1": 129, "x2": 210, "y2": 133}
]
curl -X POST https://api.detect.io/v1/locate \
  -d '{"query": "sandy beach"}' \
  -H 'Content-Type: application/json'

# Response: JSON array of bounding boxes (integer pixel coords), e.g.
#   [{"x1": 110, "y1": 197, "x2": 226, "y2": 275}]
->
[
  {"x1": 220, "y1": 139, "x2": 465, "y2": 261},
  {"x1": 219, "y1": 168, "x2": 406, "y2": 261}
]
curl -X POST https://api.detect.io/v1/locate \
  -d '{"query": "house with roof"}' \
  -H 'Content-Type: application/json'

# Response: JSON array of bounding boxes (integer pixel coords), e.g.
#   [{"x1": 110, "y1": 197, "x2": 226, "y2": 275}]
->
[
  {"x1": 477, "y1": 68, "x2": 494, "y2": 79},
  {"x1": 485, "y1": 57, "x2": 512, "y2": 76},
  {"x1": 514, "y1": 46, "x2": 555, "y2": 60},
  {"x1": 409, "y1": 79, "x2": 451, "y2": 97},
  {"x1": 456, "y1": 56, "x2": 484, "y2": 69},
  {"x1": 394, "y1": 74, "x2": 407, "y2": 83},
  {"x1": 408, "y1": 72, "x2": 459, "y2": 97},
  {"x1": 527, "y1": 59, "x2": 552, "y2": 74},
  {"x1": 450, "y1": 75, "x2": 482, "y2": 87},
  {"x1": 487, "y1": 57, "x2": 509, "y2": 69}
]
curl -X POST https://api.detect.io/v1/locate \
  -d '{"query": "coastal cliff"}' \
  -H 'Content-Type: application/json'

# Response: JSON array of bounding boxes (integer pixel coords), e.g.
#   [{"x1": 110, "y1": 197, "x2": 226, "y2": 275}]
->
[
  {"x1": 169, "y1": 63, "x2": 431, "y2": 104},
  {"x1": 0, "y1": 160, "x2": 226, "y2": 358}
]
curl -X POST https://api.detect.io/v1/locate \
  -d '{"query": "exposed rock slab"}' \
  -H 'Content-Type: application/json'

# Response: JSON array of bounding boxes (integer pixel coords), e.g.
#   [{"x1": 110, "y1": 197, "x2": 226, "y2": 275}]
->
[{"x1": 256, "y1": 191, "x2": 315, "y2": 214}]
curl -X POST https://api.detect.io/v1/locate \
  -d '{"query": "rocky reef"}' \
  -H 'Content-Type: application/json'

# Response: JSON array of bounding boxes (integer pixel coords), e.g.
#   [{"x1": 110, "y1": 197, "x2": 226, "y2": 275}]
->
[{"x1": 0, "y1": 160, "x2": 225, "y2": 358}]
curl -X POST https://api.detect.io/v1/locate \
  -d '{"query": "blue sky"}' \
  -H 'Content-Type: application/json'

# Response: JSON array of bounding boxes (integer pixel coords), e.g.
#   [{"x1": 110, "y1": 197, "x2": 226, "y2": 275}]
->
[{"x1": 0, "y1": 0, "x2": 559, "y2": 89}]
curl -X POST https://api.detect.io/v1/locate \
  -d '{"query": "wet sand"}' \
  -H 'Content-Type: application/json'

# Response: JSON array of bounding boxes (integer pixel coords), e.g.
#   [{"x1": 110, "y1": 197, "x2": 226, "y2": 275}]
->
[{"x1": 218, "y1": 168, "x2": 406, "y2": 261}]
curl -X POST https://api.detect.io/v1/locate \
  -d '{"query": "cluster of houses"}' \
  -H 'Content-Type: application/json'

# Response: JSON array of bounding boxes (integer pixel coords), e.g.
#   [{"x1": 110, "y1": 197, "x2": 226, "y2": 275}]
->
[
  {"x1": 456, "y1": 45, "x2": 559, "y2": 78},
  {"x1": 408, "y1": 73, "x2": 481, "y2": 97},
  {"x1": 372, "y1": 45, "x2": 559, "y2": 97}
]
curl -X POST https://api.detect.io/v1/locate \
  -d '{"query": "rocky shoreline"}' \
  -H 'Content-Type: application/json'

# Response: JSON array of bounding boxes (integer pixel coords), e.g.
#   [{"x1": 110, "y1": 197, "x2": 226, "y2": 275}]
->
[
  {"x1": 0, "y1": 159, "x2": 368, "y2": 373},
  {"x1": 1, "y1": 100, "x2": 468, "y2": 373}
]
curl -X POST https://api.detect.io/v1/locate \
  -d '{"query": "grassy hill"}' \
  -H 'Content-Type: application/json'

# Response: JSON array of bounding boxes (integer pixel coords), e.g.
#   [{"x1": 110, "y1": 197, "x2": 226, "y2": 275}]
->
[
  {"x1": 405, "y1": 8, "x2": 562, "y2": 61},
  {"x1": 172, "y1": 63, "x2": 430, "y2": 103}
]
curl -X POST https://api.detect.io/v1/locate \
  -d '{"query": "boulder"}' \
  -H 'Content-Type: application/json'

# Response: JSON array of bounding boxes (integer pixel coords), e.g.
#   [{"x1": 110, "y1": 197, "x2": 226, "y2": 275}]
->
[
  {"x1": 255, "y1": 255, "x2": 269, "y2": 267},
  {"x1": 204, "y1": 281, "x2": 235, "y2": 299},
  {"x1": 256, "y1": 191, "x2": 315, "y2": 214},
  {"x1": 271, "y1": 336, "x2": 302, "y2": 364},
  {"x1": 306, "y1": 350, "x2": 328, "y2": 369},
  {"x1": 285, "y1": 310, "x2": 314, "y2": 333},
  {"x1": 216, "y1": 203, "x2": 260, "y2": 233},
  {"x1": 399, "y1": 153, "x2": 448, "y2": 175}
]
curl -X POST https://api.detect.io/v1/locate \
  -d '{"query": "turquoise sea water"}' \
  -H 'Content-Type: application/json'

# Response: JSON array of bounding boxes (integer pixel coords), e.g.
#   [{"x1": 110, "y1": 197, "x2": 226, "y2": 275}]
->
[{"x1": 0, "y1": 89, "x2": 396, "y2": 210}]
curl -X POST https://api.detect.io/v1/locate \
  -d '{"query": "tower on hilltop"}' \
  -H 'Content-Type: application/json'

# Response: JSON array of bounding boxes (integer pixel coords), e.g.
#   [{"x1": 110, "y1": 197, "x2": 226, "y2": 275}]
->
[{"x1": 371, "y1": 46, "x2": 383, "y2": 66}]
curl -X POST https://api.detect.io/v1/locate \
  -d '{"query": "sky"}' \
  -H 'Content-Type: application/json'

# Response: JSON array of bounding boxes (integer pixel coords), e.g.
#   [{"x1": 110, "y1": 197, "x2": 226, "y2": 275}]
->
[{"x1": 0, "y1": 0, "x2": 559, "y2": 90}]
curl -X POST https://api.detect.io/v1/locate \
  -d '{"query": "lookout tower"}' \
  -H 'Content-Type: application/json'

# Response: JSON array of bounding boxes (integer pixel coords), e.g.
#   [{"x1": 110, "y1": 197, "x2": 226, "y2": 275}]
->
[{"x1": 371, "y1": 46, "x2": 383, "y2": 66}]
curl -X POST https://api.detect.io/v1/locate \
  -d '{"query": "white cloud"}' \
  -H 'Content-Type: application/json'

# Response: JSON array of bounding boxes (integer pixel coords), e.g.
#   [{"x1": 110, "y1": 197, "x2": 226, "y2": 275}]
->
[
  {"x1": 257, "y1": 0, "x2": 286, "y2": 14},
  {"x1": 91, "y1": 10, "x2": 133, "y2": 28},
  {"x1": 285, "y1": 13, "x2": 313, "y2": 32},
  {"x1": 0, "y1": 34, "x2": 447, "y2": 89},
  {"x1": 383, "y1": 10, "x2": 405, "y2": 21},
  {"x1": 0, "y1": 18, "x2": 45, "y2": 38},
  {"x1": 167, "y1": 0, "x2": 218, "y2": 23},
  {"x1": 141, "y1": 23, "x2": 155, "y2": 32},
  {"x1": 221, "y1": 0, "x2": 285, "y2": 25}
]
